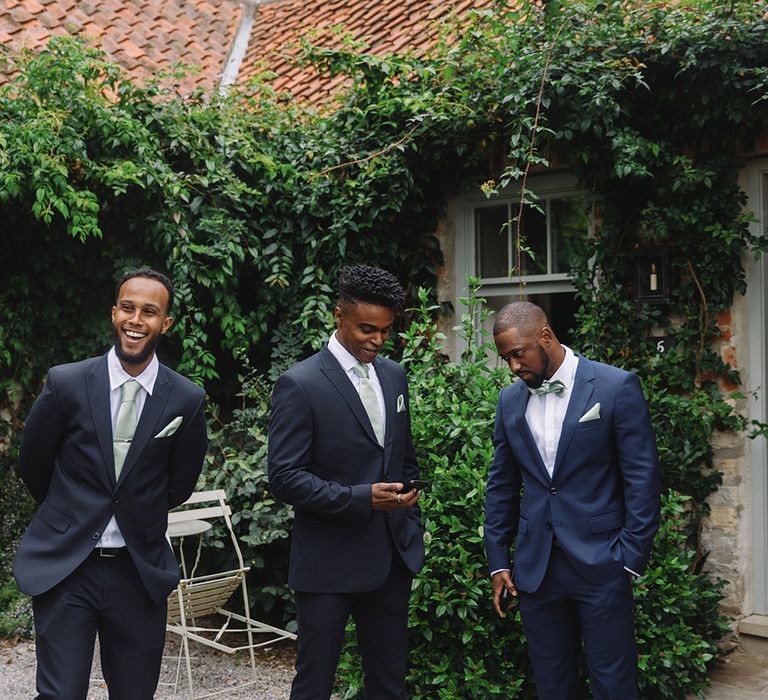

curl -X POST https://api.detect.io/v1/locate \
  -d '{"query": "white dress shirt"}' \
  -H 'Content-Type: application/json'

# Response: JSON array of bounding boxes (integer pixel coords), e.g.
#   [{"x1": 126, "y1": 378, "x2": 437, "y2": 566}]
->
[
  {"x1": 97, "y1": 347, "x2": 159, "y2": 548},
  {"x1": 327, "y1": 331, "x2": 387, "y2": 435},
  {"x1": 525, "y1": 345, "x2": 578, "y2": 478}
]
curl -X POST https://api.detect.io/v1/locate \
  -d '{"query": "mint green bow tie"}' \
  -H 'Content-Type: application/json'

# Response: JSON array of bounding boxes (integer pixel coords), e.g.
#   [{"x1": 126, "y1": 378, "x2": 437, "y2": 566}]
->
[{"x1": 529, "y1": 379, "x2": 566, "y2": 397}]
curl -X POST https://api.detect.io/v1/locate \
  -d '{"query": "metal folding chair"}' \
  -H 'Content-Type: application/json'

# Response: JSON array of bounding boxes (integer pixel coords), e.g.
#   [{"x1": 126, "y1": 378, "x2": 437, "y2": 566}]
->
[{"x1": 164, "y1": 489, "x2": 296, "y2": 698}]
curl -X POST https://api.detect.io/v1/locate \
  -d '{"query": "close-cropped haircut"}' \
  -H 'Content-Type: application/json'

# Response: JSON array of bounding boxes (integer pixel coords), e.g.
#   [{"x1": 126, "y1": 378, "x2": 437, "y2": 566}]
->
[
  {"x1": 115, "y1": 267, "x2": 175, "y2": 313},
  {"x1": 336, "y1": 264, "x2": 406, "y2": 310},
  {"x1": 492, "y1": 301, "x2": 547, "y2": 337}
]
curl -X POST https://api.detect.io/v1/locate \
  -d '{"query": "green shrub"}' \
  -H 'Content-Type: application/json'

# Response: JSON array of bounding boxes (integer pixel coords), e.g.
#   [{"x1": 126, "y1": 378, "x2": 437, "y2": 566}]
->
[
  {"x1": 0, "y1": 580, "x2": 33, "y2": 639},
  {"x1": 194, "y1": 370, "x2": 296, "y2": 628},
  {"x1": 0, "y1": 458, "x2": 35, "y2": 639},
  {"x1": 635, "y1": 493, "x2": 729, "y2": 699}
]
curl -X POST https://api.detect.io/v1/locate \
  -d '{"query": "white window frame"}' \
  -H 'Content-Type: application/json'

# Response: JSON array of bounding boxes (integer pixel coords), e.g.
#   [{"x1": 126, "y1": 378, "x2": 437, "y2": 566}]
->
[
  {"x1": 745, "y1": 159, "x2": 768, "y2": 615},
  {"x1": 454, "y1": 172, "x2": 587, "y2": 348}
]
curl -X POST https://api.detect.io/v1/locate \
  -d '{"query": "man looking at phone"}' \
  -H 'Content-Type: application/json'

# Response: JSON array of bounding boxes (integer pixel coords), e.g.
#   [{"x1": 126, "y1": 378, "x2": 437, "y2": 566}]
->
[
  {"x1": 268, "y1": 264, "x2": 425, "y2": 699},
  {"x1": 484, "y1": 301, "x2": 660, "y2": 699}
]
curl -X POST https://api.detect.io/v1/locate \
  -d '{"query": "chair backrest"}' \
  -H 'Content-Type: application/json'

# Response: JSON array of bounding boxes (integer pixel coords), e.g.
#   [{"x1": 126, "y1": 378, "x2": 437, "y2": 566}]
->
[
  {"x1": 168, "y1": 489, "x2": 232, "y2": 525},
  {"x1": 168, "y1": 489, "x2": 246, "y2": 575},
  {"x1": 167, "y1": 489, "x2": 251, "y2": 624}
]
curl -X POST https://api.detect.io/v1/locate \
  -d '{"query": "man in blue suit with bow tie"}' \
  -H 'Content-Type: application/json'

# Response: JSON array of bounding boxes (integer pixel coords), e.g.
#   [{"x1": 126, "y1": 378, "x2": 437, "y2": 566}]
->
[
  {"x1": 269, "y1": 264, "x2": 425, "y2": 700},
  {"x1": 484, "y1": 301, "x2": 660, "y2": 699},
  {"x1": 13, "y1": 268, "x2": 208, "y2": 699}
]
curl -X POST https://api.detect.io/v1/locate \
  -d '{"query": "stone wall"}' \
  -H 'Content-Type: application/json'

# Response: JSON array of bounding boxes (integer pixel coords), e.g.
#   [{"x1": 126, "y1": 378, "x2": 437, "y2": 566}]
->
[{"x1": 699, "y1": 298, "x2": 754, "y2": 619}]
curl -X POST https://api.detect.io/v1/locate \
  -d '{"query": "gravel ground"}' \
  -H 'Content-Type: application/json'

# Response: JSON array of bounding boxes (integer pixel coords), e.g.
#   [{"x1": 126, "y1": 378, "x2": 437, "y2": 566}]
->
[{"x1": 0, "y1": 636, "x2": 303, "y2": 699}]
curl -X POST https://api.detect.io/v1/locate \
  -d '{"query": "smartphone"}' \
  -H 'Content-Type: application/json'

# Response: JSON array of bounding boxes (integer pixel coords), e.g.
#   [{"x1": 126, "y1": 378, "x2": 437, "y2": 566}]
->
[
  {"x1": 500, "y1": 587, "x2": 513, "y2": 613},
  {"x1": 399, "y1": 479, "x2": 431, "y2": 494}
]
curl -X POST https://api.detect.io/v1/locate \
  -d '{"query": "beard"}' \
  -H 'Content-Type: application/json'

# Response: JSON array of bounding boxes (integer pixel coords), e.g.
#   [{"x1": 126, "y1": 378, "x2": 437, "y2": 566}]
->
[
  {"x1": 521, "y1": 343, "x2": 552, "y2": 389},
  {"x1": 113, "y1": 329, "x2": 160, "y2": 367}
]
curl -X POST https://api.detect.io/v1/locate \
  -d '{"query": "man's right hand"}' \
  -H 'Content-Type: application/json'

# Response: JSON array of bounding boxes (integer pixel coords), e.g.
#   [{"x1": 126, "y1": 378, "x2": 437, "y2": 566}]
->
[
  {"x1": 371, "y1": 482, "x2": 419, "y2": 511},
  {"x1": 492, "y1": 570, "x2": 517, "y2": 618}
]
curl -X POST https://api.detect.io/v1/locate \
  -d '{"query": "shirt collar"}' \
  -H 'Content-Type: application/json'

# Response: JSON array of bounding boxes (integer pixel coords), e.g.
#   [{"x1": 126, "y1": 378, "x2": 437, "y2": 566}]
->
[
  {"x1": 549, "y1": 345, "x2": 577, "y2": 388},
  {"x1": 107, "y1": 346, "x2": 159, "y2": 396},
  {"x1": 328, "y1": 331, "x2": 366, "y2": 373}
]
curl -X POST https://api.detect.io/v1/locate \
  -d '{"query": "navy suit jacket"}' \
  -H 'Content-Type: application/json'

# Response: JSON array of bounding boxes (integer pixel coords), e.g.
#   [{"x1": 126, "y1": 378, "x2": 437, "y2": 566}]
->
[
  {"x1": 484, "y1": 355, "x2": 660, "y2": 592},
  {"x1": 268, "y1": 345, "x2": 425, "y2": 593},
  {"x1": 13, "y1": 353, "x2": 208, "y2": 605}
]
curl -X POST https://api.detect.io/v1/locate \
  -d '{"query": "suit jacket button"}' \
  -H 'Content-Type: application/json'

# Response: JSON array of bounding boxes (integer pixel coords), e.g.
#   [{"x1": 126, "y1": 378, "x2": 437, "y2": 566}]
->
[
  {"x1": 112, "y1": 496, "x2": 120, "y2": 504},
  {"x1": 92, "y1": 532, "x2": 100, "y2": 540},
  {"x1": 545, "y1": 522, "x2": 552, "y2": 530},
  {"x1": 550, "y1": 487, "x2": 558, "y2": 495}
]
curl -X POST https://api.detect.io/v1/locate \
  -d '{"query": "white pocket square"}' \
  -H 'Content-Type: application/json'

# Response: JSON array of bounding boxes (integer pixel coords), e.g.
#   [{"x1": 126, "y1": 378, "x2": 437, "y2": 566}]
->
[
  {"x1": 155, "y1": 416, "x2": 183, "y2": 438},
  {"x1": 578, "y1": 403, "x2": 600, "y2": 423},
  {"x1": 397, "y1": 394, "x2": 406, "y2": 413}
]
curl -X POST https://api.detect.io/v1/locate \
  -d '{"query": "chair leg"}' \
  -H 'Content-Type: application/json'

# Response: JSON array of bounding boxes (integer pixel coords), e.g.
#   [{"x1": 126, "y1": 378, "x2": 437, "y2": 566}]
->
[
  {"x1": 239, "y1": 578, "x2": 257, "y2": 681},
  {"x1": 176, "y1": 583, "x2": 195, "y2": 696}
]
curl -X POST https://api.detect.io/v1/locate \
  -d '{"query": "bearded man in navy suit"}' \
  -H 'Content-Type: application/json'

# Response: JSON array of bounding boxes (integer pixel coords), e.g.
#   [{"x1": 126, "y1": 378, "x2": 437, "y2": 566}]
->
[
  {"x1": 484, "y1": 301, "x2": 660, "y2": 699},
  {"x1": 13, "y1": 268, "x2": 208, "y2": 699},
  {"x1": 268, "y1": 264, "x2": 425, "y2": 700}
]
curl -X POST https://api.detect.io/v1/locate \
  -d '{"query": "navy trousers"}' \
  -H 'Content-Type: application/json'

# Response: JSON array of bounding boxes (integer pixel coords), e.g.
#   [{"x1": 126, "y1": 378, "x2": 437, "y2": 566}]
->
[
  {"x1": 290, "y1": 553, "x2": 413, "y2": 700},
  {"x1": 32, "y1": 549, "x2": 167, "y2": 700},
  {"x1": 518, "y1": 548, "x2": 639, "y2": 700}
]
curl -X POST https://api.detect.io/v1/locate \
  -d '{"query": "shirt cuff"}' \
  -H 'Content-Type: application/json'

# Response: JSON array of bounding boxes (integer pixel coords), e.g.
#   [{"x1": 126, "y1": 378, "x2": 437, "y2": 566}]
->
[
  {"x1": 624, "y1": 566, "x2": 639, "y2": 577},
  {"x1": 490, "y1": 568, "x2": 511, "y2": 577}
]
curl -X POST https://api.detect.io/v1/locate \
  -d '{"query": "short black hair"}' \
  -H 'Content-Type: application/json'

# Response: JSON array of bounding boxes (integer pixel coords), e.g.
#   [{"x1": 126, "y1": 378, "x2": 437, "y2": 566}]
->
[
  {"x1": 336, "y1": 264, "x2": 405, "y2": 310},
  {"x1": 493, "y1": 301, "x2": 547, "y2": 336},
  {"x1": 115, "y1": 267, "x2": 175, "y2": 313}
]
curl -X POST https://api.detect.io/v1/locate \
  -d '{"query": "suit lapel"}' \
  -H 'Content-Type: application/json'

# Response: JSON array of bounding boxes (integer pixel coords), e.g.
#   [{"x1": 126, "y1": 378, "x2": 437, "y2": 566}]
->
[
  {"x1": 116, "y1": 365, "x2": 172, "y2": 489},
  {"x1": 509, "y1": 382, "x2": 551, "y2": 483},
  {"x1": 320, "y1": 346, "x2": 383, "y2": 449},
  {"x1": 552, "y1": 356, "x2": 595, "y2": 476},
  {"x1": 86, "y1": 354, "x2": 117, "y2": 487}
]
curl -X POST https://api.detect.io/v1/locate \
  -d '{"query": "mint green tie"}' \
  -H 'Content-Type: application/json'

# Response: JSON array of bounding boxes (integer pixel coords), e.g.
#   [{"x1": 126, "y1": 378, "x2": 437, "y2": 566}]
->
[
  {"x1": 114, "y1": 380, "x2": 140, "y2": 479},
  {"x1": 352, "y1": 362, "x2": 385, "y2": 446}
]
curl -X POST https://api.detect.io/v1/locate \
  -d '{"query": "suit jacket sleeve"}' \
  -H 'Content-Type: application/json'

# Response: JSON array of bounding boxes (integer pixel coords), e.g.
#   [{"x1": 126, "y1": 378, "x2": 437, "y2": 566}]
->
[
  {"x1": 615, "y1": 371, "x2": 661, "y2": 575},
  {"x1": 166, "y1": 389, "x2": 208, "y2": 510},
  {"x1": 484, "y1": 387, "x2": 522, "y2": 574},
  {"x1": 17, "y1": 369, "x2": 65, "y2": 504},
  {"x1": 268, "y1": 373, "x2": 372, "y2": 519}
]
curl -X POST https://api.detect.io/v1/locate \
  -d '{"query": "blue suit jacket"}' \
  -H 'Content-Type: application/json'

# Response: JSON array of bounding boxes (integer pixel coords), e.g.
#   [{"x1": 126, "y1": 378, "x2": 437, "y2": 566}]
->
[
  {"x1": 13, "y1": 353, "x2": 208, "y2": 604},
  {"x1": 484, "y1": 355, "x2": 660, "y2": 592},
  {"x1": 268, "y1": 345, "x2": 425, "y2": 593}
]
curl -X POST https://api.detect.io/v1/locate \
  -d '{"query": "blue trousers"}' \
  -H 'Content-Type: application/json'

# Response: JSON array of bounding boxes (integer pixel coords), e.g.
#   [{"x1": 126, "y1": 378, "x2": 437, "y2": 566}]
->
[{"x1": 518, "y1": 548, "x2": 639, "y2": 700}]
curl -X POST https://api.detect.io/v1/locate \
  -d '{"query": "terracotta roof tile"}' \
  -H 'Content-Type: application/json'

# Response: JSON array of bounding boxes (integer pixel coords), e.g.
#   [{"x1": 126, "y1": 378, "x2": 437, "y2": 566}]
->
[
  {"x1": 239, "y1": 0, "x2": 494, "y2": 106},
  {"x1": 2, "y1": 0, "x2": 492, "y2": 101},
  {"x1": 1, "y1": 0, "x2": 241, "y2": 93}
]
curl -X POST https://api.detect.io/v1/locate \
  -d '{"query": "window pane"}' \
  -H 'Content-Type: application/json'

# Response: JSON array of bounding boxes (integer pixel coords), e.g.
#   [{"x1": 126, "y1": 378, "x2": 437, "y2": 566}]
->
[
  {"x1": 516, "y1": 204, "x2": 547, "y2": 275},
  {"x1": 475, "y1": 206, "x2": 509, "y2": 278},
  {"x1": 551, "y1": 196, "x2": 589, "y2": 274}
]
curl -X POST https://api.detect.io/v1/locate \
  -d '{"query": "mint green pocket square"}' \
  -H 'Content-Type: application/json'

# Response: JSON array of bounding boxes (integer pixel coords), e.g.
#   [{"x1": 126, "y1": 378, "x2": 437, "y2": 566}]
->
[
  {"x1": 578, "y1": 403, "x2": 600, "y2": 423},
  {"x1": 154, "y1": 416, "x2": 183, "y2": 438}
]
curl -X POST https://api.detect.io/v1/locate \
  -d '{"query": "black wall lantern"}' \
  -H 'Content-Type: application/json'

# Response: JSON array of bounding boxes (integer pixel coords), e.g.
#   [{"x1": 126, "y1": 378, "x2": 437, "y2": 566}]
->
[{"x1": 633, "y1": 247, "x2": 671, "y2": 303}]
